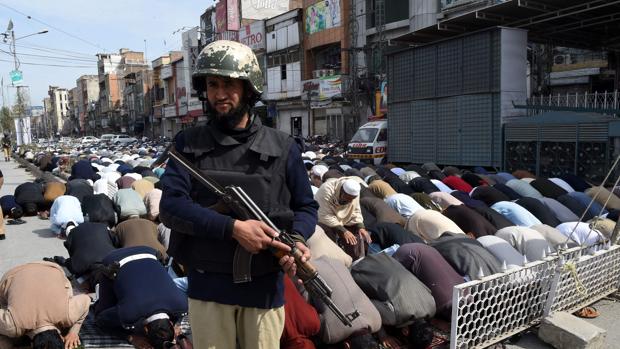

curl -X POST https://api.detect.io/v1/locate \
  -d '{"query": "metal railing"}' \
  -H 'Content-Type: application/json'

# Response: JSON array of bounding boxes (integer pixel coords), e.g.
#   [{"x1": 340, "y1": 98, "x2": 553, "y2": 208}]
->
[
  {"x1": 450, "y1": 242, "x2": 620, "y2": 348},
  {"x1": 516, "y1": 91, "x2": 620, "y2": 115}
]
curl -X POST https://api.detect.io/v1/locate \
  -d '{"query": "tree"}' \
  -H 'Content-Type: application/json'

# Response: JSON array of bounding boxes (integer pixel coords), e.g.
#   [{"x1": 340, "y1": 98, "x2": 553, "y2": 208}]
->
[{"x1": 0, "y1": 107, "x2": 14, "y2": 134}]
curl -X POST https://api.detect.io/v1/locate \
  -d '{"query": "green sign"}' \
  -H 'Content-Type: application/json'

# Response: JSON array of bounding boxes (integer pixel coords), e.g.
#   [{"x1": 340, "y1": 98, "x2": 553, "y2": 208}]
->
[{"x1": 9, "y1": 70, "x2": 22, "y2": 85}]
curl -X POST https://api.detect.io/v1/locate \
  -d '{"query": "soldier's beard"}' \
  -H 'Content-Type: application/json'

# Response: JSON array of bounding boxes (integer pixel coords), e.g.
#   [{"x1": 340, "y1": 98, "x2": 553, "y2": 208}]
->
[{"x1": 213, "y1": 102, "x2": 251, "y2": 130}]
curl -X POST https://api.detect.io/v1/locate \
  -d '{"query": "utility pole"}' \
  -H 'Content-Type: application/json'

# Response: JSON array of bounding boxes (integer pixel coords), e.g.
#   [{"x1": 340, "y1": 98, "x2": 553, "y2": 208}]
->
[{"x1": 3, "y1": 21, "x2": 47, "y2": 144}]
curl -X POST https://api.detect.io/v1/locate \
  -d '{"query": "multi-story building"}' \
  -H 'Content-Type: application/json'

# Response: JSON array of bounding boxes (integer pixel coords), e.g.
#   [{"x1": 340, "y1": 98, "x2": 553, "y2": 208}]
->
[
  {"x1": 302, "y1": 0, "x2": 354, "y2": 141},
  {"x1": 29, "y1": 106, "x2": 44, "y2": 139},
  {"x1": 40, "y1": 97, "x2": 52, "y2": 138},
  {"x1": 181, "y1": 28, "x2": 204, "y2": 126},
  {"x1": 199, "y1": 0, "x2": 303, "y2": 48},
  {"x1": 122, "y1": 69, "x2": 153, "y2": 136},
  {"x1": 264, "y1": 9, "x2": 307, "y2": 136},
  {"x1": 156, "y1": 52, "x2": 183, "y2": 137},
  {"x1": 345, "y1": 0, "x2": 409, "y2": 121},
  {"x1": 96, "y1": 52, "x2": 122, "y2": 130},
  {"x1": 75, "y1": 75, "x2": 99, "y2": 135},
  {"x1": 199, "y1": 6, "x2": 217, "y2": 49},
  {"x1": 151, "y1": 55, "x2": 171, "y2": 138},
  {"x1": 135, "y1": 69, "x2": 153, "y2": 137},
  {"x1": 122, "y1": 72, "x2": 136, "y2": 135},
  {"x1": 64, "y1": 87, "x2": 79, "y2": 135},
  {"x1": 96, "y1": 49, "x2": 149, "y2": 132},
  {"x1": 47, "y1": 86, "x2": 69, "y2": 135}
]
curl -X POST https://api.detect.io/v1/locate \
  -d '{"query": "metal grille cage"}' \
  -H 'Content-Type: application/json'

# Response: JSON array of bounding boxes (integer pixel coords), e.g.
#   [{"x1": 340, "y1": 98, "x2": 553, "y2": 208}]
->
[
  {"x1": 549, "y1": 245, "x2": 620, "y2": 314},
  {"x1": 450, "y1": 244, "x2": 620, "y2": 349}
]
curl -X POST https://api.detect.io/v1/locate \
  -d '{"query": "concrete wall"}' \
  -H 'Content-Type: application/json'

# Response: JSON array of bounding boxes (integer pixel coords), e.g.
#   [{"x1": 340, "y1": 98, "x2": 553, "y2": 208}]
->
[
  {"x1": 500, "y1": 28, "x2": 528, "y2": 120},
  {"x1": 410, "y1": 0, "x2": 438, "y2": 32},
  {"x1": 276, "y1": 108, "x2": 310, "y2": 137}
]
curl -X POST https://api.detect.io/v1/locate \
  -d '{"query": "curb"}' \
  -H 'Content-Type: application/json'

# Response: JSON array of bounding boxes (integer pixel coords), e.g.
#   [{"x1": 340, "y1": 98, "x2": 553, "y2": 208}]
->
[{"x1": 14, "y1": 156, "x2": 67, "y2": 183}]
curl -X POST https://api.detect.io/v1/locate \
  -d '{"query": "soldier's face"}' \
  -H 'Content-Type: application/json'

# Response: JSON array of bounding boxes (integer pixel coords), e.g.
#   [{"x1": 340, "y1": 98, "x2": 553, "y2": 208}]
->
[{"x1": 206, "y1": 76, "x2": 244, "y2": 116}]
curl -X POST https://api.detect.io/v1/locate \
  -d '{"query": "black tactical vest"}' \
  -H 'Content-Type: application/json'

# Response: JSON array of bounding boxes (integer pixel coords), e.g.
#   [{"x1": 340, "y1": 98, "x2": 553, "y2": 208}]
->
[{"x1": 167, "y1": 118, "x2": 294, "y2": 276}]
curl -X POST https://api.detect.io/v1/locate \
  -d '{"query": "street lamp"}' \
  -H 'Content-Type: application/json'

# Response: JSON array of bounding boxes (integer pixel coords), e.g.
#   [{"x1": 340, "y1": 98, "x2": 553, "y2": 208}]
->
[
  {"x1": 14, "y1": 30, "x2": 49, "y2": 41},
  {"x1": 2, "y1": 21, "x2": 49, "y2": 145},
  {"x1": 2, "y1": 21, "x2": 49, "y2": 71}
]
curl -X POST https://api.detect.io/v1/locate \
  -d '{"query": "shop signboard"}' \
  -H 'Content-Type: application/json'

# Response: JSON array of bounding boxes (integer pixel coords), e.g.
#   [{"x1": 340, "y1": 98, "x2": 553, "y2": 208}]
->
[
  {"x1": 239, "y1": 20, "x2": 265, "y2": 50},
  {"x1": 305, "y1": 0, "x2": 341, "y2": 35},
  {"x1": 241, "y1": 0, "x2": 289, "y2": 19},
  {"x1": 302, "y1": 75, "x2": 342, "y2": 101}
]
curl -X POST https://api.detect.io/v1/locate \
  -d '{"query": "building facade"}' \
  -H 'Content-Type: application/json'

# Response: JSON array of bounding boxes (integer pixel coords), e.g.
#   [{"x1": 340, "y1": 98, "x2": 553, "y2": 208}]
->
[
  {"x1": 301, "y1": 0, "x2": 356, "y2": 141},
  {"x1": 76, "y1": 75, "x2": 99, "y2": 135},
  {"x1": 96, "y1": 49, "x2": 149, "y2": 133},
  {"x1": 181, "y1": 28, "x2": 204, "y2": 126},
  {"x1": 157, "y1": 52, "x2": 184, "y2": 138},
  {"x1": 47, "y1": 86, "x2": 69, "y2": 135},
  {"x1": 151, "y1": 55, "x2": 171, "y2": 138},
  {"x1": 264, "y1": 10, "x2": 307, "y2": 137}
]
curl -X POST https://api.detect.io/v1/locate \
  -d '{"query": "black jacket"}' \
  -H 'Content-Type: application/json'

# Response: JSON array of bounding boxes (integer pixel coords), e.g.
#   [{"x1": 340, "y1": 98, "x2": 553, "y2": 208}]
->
[
  {"x1": 82, "y1": 194, "x2": 117, "y2": 227},
  {"x1": 64, "y1": 222, "x2": 117, "y2": 277}
]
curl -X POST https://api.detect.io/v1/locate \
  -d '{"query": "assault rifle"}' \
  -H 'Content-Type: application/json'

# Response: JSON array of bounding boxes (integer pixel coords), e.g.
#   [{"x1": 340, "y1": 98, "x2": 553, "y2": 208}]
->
[{"x1": 155, "y1": 145, "x2": 360, "y2": 327}]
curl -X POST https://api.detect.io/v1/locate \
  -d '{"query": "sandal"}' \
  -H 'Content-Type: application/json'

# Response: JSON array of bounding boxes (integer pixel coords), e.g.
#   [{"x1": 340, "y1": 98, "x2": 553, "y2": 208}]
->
[{"x1": 575, "y1": 306, "x2": 600, "y2": 318}]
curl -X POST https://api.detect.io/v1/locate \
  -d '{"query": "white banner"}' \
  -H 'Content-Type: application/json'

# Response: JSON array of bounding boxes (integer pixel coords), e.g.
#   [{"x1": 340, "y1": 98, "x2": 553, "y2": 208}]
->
[{"x1": 241, "y1": 0, "x2": 289, "y2": 19}]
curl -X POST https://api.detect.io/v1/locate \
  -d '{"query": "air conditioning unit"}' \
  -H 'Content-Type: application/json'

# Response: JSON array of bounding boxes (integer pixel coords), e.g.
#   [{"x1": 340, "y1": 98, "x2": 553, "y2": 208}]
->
[
  {"x1": 554, "y1": 54, "x2": 571, "y2": 65},
  {"x1": 327, "y1": 69, "x2": 335, "y2": 76},
  {"x1": 312, "y1": 70, "x2": 321, "y2": 79},
  {"x1": 319, "y1": 69, "x2": 330, "y2": 77}
]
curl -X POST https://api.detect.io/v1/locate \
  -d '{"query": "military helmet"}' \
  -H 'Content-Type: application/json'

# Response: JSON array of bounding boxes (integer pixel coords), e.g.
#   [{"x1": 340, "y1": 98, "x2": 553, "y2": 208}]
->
[{"x1": 192, "y1": 40, "x2": 263, "y2": 97}]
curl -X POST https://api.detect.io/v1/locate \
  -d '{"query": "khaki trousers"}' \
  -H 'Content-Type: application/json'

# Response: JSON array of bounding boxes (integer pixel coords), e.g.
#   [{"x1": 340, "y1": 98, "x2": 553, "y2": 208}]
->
[{"x1": 188, "y1": 298, "x2": 284, "y2": 349}]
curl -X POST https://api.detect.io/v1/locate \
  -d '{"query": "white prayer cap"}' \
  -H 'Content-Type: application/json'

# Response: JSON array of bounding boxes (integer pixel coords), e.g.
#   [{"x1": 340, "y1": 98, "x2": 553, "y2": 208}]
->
[
  {"x1": 311, "y1": 165, "x2": 328, "y2": 179},
  {"x1": 342, "y1": 179, "x2": 361, "y2": 197}
]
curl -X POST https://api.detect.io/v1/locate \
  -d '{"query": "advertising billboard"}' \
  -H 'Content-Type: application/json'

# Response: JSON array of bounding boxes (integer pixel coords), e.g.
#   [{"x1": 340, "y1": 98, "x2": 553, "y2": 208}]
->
[
  {"x1": 216, "y1": 0, "x2": 227, "y2": 33},
  {"x1": 227, "y1": 0, "x2": 240, "y2": 31},
  {"x1": 239, "y1": 20, "x2": 265, "y2": 50},
  {"x1": 305, "y1": 0, "x2": 341, "y2": 35},
  {"x1": 201, "y1": 7, "x2": 217, "y2": 44},
  {"x1": 241, "y1": 0, "x2": 289, "y2": 20}
]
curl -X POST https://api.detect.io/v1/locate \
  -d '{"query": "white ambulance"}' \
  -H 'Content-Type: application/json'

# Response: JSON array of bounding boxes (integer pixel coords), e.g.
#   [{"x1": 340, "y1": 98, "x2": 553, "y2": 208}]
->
[{"x1": 346, "y1": 120, "x2": 387, "y2": 165}]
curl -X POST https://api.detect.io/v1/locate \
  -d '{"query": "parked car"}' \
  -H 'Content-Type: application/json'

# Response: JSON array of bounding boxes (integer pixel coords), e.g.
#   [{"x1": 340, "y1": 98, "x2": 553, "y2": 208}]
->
[
  {"x1": 100, "y1": 134, "x2": 116, "y2": 143},
  {"x1": 112, "y1": 134, "x2": 138, "y2": 144},
  {"x1": 81, "y1": 136, "x2": 99, "y2": 144}
]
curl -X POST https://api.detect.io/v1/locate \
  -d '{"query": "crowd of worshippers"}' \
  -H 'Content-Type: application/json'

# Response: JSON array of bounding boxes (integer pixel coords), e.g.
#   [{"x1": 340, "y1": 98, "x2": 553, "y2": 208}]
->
[{"x1": 2, "y1": 146, "x2": 619, "y2": 349}]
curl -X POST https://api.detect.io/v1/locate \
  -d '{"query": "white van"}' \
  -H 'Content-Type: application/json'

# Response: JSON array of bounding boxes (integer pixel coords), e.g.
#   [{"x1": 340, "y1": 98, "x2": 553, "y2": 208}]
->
[{"x1": 346, "y1": 120, "x2": 387, "y2": 165}]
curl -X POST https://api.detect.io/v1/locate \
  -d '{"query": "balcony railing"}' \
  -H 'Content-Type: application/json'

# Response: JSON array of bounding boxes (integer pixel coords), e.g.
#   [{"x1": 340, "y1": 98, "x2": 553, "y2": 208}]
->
[{"x1": 513, "y1": 91, "x2": 620, "y2": 116}]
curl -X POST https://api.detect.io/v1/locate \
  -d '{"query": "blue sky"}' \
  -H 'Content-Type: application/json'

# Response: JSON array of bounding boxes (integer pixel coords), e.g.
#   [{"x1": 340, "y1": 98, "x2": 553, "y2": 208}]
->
[{"x1": 0, "y1": 0, "x2": 215, "y2": 107}]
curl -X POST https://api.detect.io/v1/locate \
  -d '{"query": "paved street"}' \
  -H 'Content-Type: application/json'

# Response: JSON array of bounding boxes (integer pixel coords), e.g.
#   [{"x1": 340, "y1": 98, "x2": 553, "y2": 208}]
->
[
  {"x1": 1, "y1": 159, "x2": 620, "y2": 348},
  {"x1": 0, "y1": 159, "x2": 67, "y2": 276}
]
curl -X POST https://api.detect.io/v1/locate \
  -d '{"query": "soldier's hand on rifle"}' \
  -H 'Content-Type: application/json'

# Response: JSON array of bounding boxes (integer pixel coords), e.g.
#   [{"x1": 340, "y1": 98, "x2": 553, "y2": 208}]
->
[
  {"x1": 279, "y1": 242, "x2": 311, "y2": 279},
  {"x1": 232, "y1": 219, "x2": 291, "y2": 254}
]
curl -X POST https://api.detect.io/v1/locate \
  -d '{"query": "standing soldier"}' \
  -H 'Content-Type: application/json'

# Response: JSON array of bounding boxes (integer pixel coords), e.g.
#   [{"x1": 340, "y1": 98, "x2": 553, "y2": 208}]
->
[
  {"x1": 159, "y1": 40, "x2": 319, "y2": 348},
  {"x1": 2, "y1": 134, "x2": 10, "y2": 162}
]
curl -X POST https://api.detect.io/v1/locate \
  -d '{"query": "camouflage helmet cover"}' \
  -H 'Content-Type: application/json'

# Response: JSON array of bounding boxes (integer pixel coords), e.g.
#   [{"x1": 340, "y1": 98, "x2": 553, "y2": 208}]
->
[{"x1": 192, "y1": 40, "x2": 263, "y2": 96}]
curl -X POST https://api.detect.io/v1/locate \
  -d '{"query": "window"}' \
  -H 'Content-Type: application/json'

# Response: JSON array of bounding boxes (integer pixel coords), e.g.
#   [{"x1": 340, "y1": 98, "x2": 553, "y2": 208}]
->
[
  {"x1": 281, "y1": 65, "x2": 287, "y2": 80},
  {"x1": 350, "y1": 128, "x2": 379, "y2": 143},
  {"x1": 376, "y1": 128, "x2": 387, "y2": 141}
]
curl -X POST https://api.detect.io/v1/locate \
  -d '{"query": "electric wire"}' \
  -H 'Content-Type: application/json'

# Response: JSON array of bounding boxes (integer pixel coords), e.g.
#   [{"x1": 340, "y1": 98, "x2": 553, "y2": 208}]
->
[
  {"x1": 0, "y1": 57, "x2": 94, "y2": 68},
  {"x1": 0, "y1": 48, "x2": 97, "y2": 63},
  {"x1": 0, "y1": 1, "x2": 107, "y2": 51}
]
